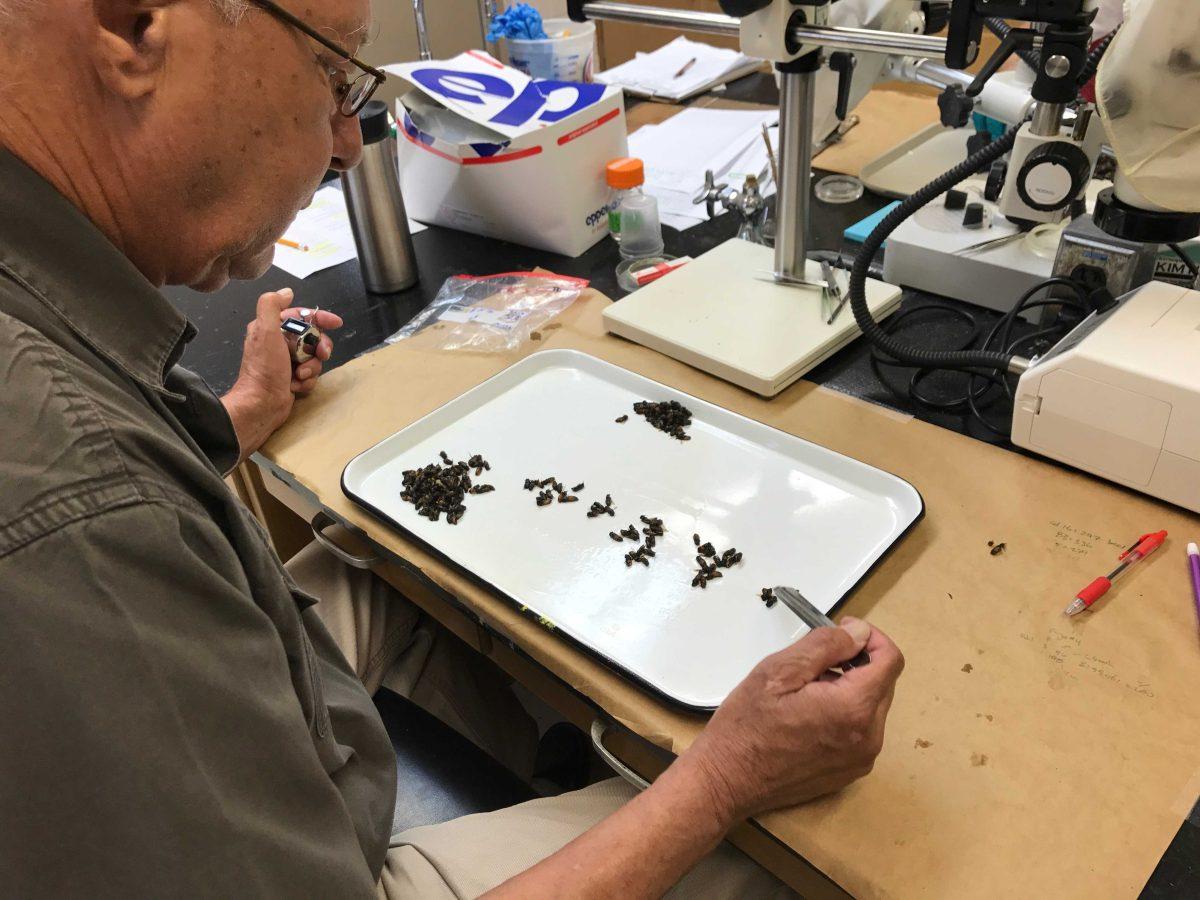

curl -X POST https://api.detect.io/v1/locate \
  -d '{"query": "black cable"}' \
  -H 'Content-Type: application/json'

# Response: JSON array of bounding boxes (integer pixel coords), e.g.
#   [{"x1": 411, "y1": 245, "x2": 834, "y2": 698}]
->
[
  {"x1": 849, "y1": 124, "x2": 1022, "y2": 372},
  {"x1": 963, "y1": 279, "x2": 1092, "y2": 437},
  {"x1": 1078, "y1": 27, "x2": 1120, "y2": 87},
  {"x1": 1169, "y1": 242, "x2": 1199, "y2": 281},
  {"x1": 983, "y1": 18, "x2": 1041, "y2": 72},
  {"x1": 868, "y1": 278, "x2": 1090, "y2": 437},
  {"x1": 866, "y1": 305, "x2": 984, "y2": 412}
]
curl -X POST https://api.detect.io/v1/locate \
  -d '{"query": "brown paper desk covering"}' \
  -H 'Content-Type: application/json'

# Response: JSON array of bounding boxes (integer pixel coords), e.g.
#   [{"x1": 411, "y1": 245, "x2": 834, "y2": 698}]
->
[
  {"x1": 261, "y1": 289, "x2": 1200, "y2": 899},
  {"x1": 623, "y1": 86, "x2": 940, "y2": 179}
]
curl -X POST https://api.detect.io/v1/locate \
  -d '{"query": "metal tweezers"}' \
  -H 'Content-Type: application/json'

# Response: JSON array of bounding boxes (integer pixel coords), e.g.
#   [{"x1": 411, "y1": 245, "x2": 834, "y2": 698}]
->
[
  {"x1": 757, "y1": 259, "x2": 849, "y2": 326},
  {"x1": 955, "y1": 231, "x2": 1026, "y2": 257},
  {"x1": 772, "y1": 586, "x2": 871, "y2": 670}
]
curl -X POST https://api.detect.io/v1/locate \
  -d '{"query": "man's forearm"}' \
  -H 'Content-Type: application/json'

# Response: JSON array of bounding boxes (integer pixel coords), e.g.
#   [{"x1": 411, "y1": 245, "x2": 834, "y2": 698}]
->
[
  {"x1": 484, "y1": 754, "x2": 737, "y2": 899},
  {"x1": 221, "y1": 385, "x2": 287, "y2": 467}
]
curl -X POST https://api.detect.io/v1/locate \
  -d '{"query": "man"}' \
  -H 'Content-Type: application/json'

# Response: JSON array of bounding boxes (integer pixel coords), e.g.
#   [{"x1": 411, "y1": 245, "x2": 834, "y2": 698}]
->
[{"x1": 0, "y1": 1, "x2": 904, "y2": 896}]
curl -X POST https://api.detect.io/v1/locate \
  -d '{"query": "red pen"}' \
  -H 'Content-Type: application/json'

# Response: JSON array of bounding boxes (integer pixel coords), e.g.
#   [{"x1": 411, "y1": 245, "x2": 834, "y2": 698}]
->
[{"x1": 1064, "y1": 530, "x2": 1168, "y2": 616}]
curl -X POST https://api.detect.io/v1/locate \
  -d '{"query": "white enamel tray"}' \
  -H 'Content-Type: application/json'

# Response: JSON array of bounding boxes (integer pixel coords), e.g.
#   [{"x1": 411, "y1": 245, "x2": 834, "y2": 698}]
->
[{"x1": 342, "y1": 350, "x2": 923, "y2": 710}]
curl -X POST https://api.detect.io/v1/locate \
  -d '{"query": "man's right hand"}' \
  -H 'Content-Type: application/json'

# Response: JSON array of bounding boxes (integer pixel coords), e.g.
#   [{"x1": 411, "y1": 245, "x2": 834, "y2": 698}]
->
[
  {"x1": 484, "y1": 618, "x2": 903, "y2": 899},
  {"x1": 683, "y1": 618, "x2": 904, "y2": 823}
]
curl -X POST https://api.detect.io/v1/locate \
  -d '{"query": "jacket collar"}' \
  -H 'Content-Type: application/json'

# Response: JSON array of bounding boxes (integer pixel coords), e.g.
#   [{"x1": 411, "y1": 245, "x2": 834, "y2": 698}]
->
[{"x1": 0, "y1": 147, "x2": 194, "y2": 397}]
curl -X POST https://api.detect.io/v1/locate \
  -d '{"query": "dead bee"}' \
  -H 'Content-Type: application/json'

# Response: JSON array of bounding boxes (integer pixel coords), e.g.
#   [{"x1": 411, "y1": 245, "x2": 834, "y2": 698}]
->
[{"x1": 615, "y1": 415, "x2": 629, "y2": 423}]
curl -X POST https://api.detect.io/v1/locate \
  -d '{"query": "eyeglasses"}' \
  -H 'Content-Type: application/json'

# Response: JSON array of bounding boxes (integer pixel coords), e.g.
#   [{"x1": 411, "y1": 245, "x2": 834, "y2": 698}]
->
[{"x1": 250, "y1": 0, "x2": 386, "y2": 116}]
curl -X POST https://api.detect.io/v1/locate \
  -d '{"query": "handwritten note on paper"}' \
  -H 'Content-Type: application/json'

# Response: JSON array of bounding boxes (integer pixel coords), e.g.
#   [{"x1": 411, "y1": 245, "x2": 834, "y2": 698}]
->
[
  {"x1": 1046, "y1": 519, "x2": 1128, "y2": 559},
  {"x1": 1017, "y1": 626, "x2": 1157, "y2": 700}
]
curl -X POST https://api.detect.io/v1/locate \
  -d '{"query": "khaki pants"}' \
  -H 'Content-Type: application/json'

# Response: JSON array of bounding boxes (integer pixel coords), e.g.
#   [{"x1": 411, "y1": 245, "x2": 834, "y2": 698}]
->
[{"x1": 288, "y1": 543, "x2": 793, "y2": 899}]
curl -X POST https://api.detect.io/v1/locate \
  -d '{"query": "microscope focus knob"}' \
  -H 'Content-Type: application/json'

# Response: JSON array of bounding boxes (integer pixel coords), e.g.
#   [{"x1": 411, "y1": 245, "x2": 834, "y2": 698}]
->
[
  {"x1": 718, "y1": 0, "x2": 773, "y2": 15},
  {"x1": 962, "y1": 202, "x2": 986, "y2": 229},
  {"x1": 1015, "y1": 141, "x2": 1091, "y2": 213},
  {"x1": 984, "y1": 159, "x2": 1008, "y2": 202},
  {"x1": 937, "y1": 84, "x2": 974, "y2": 129}
]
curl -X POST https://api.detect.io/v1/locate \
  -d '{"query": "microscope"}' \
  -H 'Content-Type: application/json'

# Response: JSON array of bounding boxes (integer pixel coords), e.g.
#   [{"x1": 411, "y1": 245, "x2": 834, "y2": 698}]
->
[{"x1": 572, "y1": 0, "x2": 946, "y2": 397}]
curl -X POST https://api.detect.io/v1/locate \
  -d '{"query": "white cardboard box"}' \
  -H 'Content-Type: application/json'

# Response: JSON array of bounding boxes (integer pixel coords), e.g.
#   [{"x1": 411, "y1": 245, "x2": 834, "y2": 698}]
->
[{"x1": 388, "y1": 52, "x2": 628, "y2": 258}]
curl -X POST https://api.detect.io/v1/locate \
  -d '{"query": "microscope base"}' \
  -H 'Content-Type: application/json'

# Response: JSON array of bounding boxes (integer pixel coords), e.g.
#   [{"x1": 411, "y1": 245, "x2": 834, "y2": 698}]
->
[{"x1": 603, "y1": 238, "x2": 902, "y2": 397}]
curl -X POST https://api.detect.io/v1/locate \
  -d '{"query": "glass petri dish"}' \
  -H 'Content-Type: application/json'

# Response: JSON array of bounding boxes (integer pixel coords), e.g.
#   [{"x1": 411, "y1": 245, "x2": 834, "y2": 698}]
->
[{"x1": 815, "y1": 174, "x2": 865, "y2": 204}]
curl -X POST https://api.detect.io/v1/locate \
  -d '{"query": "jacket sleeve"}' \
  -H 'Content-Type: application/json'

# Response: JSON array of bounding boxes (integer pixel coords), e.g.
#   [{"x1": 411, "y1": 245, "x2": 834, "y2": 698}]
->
[
  {"x1": 165, "y1": 365, "x2": 243, "y2": 476},
  {"x1": 0, "y1": 498, "x2": 379, "y2": 898}
]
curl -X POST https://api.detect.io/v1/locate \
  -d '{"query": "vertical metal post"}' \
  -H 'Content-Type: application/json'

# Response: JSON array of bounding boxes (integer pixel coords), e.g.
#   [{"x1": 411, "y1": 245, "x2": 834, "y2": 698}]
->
[
  {"x1": 412, "y1": 0, "x2": 432, "y2": 60},
  {"x1": 478, "y1": 0, "x2": 494, "y2": 48},
  {"x1": 774, "y1": 68, "x2": 816, "y2": 281}
]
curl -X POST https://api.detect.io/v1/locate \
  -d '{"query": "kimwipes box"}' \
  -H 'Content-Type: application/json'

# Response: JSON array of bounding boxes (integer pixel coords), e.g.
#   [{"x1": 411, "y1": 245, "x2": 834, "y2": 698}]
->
[{"x1": 385, "y1": 52, "x2": 628, "y2": 258}]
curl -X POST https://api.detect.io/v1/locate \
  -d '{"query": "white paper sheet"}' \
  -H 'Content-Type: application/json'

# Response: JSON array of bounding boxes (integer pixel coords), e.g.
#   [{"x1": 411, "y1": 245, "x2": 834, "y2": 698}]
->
[
  {"x1": 595, "y1": 36, "x2": 761, "y2": 102},
  {"x1": 627, "y1": 109, "x2": 779, "y2": 231},
  {"x1": 273, "y1": 185, "x2": 427, "y2": 280}
]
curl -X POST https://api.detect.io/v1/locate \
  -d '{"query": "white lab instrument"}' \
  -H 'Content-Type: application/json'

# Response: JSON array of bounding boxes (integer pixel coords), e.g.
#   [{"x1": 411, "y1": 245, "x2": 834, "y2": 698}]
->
[
  {"x1": 1011, "y1": 281, "x2": 1200, "y2": 513},
  {"x1": 1007, "y1": 0, "x2": 1200, "y2": 511},
  {"x1": 883, "y1": 183, "x2": 1055, "y2": 311},
  {"x1": 342, "y1": 349, "x2": 922, "y2": 709}
]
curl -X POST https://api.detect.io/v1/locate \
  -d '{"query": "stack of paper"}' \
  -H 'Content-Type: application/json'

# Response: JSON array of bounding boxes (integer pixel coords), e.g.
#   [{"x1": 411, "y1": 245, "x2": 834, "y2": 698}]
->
[
  {"x1": 273, "y1": 185, "x2": 427, "y2": 280},
  {"x1": 627, "y1": 107, "x2": 779, "y2": 231},
  {"x1": 595, "y1": 36, "x2": 763, "y2": 102}
]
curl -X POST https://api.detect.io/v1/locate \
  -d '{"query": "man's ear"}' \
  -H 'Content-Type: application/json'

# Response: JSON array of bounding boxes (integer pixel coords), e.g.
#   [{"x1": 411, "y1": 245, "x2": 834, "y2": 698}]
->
[{"x1": 90, "y1": 0, "x2": 172, "y2": 101}]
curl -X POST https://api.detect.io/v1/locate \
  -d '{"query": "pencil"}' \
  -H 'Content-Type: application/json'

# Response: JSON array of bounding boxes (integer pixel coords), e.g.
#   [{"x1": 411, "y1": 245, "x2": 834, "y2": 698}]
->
[
  {"x1": 674, "y1": 57, "x2": 697, "y2": 79},
  {"x1": 277, "y1": 238, "x2": 310, "y2": 252}
]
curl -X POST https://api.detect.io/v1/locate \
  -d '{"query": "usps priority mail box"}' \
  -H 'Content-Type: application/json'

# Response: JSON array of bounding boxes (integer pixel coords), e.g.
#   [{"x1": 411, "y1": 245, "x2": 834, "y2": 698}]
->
[{"x1": 386, "y1": 51, "x2": 627, "y2": 258}]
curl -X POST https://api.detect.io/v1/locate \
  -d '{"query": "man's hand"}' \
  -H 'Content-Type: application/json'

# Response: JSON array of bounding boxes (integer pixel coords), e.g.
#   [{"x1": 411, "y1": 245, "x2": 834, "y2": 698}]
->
[
  {"x1": 221, "y1": 288, "x2": 344, "y2": 465},
  {"x1": 683, "y1": 618, "x2": 904, "y2": 823},
  {"x1": 485, "y1": 619, "x2": 902, "y2": 899}
]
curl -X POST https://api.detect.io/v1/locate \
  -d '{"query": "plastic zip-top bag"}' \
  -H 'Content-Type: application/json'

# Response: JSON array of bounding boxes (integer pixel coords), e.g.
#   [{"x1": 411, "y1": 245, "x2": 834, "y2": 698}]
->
[{"x1": 388, "y1": 272, "x2": 589, "y2": 352}]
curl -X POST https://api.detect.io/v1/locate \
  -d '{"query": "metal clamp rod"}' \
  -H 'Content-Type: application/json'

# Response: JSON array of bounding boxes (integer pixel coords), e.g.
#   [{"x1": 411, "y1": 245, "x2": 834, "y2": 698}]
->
[
  {"x1": 412, "y1": 0, "x2": 432, "y2": 61},
  {"x1": 790, "y1": 23, "x2": 946, "y2": 59},
  {"x1": 574, "y1": 2, "x2": 947, "y2": 60},
  {"x1": 574, "y1": 1, "x2": 740, "y2": 37},
  {"x1": 892, "y1": 58, "x2": 974, "y2": 91},
  {"x1": 478, "y1": 0, "x2": 498, "y2": 53},
  {"x1": 311, "y1": 511, "x2": 382, "y2": 569},
  {"x1": 774, "y1": 68, "x2": 816, "y2": 280}
]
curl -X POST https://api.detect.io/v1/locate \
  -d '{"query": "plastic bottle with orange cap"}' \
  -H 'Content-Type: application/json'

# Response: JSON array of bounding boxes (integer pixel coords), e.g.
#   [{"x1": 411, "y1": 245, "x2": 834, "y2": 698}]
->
[{"x1": 605, "y1": 157, "x2": 664, "y2": 261}]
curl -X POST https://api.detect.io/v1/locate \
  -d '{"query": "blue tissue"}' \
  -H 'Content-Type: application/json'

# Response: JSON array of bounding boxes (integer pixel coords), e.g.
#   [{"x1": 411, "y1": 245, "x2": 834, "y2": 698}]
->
[{"x1": 487, "y1": 4, "x2": 550, "y2": 41}]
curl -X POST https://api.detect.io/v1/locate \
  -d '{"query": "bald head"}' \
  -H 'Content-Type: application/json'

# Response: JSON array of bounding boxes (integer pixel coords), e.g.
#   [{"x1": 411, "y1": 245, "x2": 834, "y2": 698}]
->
[
  {"x1": 0, "y1": 0, "x2": 247, "y2": 24},
  {"x1": 0, "y1": 0, "x2": 369, "y2": 290}
]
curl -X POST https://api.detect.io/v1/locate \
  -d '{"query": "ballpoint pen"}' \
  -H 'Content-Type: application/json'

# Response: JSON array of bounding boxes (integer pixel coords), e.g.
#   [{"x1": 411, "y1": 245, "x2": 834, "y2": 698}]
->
[
  {"x1": 1064, "y1": 530, "x2": 1168, "y2": 616},
  {"x1": 674, "y1": 57, "x2": 697, "y2": 79},
  {"x1": 771, "y1": 587, "x2": 871, "y2": 669}
]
